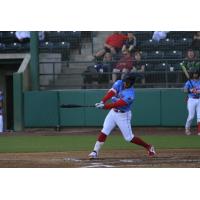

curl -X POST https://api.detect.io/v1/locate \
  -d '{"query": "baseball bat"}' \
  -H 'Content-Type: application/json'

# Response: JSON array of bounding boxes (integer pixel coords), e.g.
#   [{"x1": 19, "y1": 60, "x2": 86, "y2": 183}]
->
[
  {"x1": 181, "y1": 64, "x2": 194, "y2": 88},
  {"x1": 60, "y1": 104, "x2": 95, "y2": 108}
]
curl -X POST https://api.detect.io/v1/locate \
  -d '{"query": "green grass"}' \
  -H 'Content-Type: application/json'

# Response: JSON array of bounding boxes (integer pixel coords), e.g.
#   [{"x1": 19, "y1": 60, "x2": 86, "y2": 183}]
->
[{"x1": 0, "y1": 135, "x2": 199, "y2": 153}]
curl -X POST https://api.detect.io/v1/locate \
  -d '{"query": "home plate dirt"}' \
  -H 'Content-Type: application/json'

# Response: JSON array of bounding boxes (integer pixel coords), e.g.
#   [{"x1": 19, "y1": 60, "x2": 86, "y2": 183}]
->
[{"x1": 0, "y1": 149, "x2": 200, "y2": 168}]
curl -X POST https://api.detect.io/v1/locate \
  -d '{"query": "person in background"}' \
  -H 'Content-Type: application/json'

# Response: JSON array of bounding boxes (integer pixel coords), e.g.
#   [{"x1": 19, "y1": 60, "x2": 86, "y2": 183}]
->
[
  {"x1": 152, "y1": 31, "x2": 169, "y2": 42},
  {"x1": 112, "y1": 50, "x2": 133, "y2": 82},
  {"x1": 183, "y1": 68, "x2": 200, "y2": 135},
  {"x1": 122, "y1": 32, "x2": 137, "y2": 53},
  {"x1": 0, "y1": 91, "x2": 3, "y2": 133},
  {"x1": 182, "y1": 49, "x2": 200, "y2": 71},
  {"x1": 15, "y1": 31, "x2": 45, "y2": 43},
  {"x1": 131, "y1": 51, "x2": 145, "y2": 85},
  {"x1": 191, "y1": 32, "x2": 200, "y2": 55},
  {"x1": 95, "y1": 32, "x2": 127, "y2": 61}
]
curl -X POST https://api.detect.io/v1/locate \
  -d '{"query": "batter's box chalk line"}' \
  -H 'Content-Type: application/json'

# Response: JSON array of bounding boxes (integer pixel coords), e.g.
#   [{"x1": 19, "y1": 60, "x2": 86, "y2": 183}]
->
[{"x1": 64, "y1": 157, "x2": 82, "y2": 162}]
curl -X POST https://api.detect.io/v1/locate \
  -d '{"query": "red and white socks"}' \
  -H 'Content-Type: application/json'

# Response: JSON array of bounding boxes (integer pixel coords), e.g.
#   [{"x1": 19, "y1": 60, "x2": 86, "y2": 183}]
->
[{"x1": 93, "y1": 132, "x2": 107, "y2": 155}]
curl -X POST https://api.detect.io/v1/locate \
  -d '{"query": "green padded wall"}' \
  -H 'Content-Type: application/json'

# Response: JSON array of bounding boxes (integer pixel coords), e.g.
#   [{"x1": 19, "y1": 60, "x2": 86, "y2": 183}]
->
[
  {"x1": 23, "y1": 89, "x2": 192, "y2": 128},
  {"x1": 13, "y1": 73, "x2": 24, "y2": 131},
  {"x1": 59, "y1": 90, "x2": 85, "y2": 126},
  {"x1": 24, "y1": 91, "x2": 59, "y2": 127},
  {"x1": 161, "y1": 89, "x2": 191, "y2": 126},
  {"x1": 132, "y1": 89, "x2": 161, "y2": 126},
  {"x1": 85, "y1": 89, "x2": 108, "y2": 126}
]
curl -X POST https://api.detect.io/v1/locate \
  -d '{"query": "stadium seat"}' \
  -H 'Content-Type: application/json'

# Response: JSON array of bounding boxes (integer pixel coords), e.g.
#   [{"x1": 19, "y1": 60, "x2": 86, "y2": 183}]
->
[
  {"x1": 146, "y1": 51, "x2": 164, "y2": 59},
  {"x1": 158, "y1": 38, "x2": 175, "y2": 50},
  {"x1": 0, "y1": 43, "x2": 5, "y2": 49},
  {"x1": 144, "y1": 63, "x2": 155, "y2": 71},
  {"x1": 140, "y1": 39, "x2": 158, "y2": 51},
  {"x1": 5, "y1": 42, "x2": 21, "y2": 49},
  {"x1": 40, "y1": 41, "x2": 54, "y2": 48},
  {"x1": 133, "y1": 31, "x2": 153, "y2": 40},
  {"x1": 140, "y1": 51, "x2": 148, "y2": 60},
  {"x1": 171, "y1": 63, "x2": 182, "y2": 71},
  {"x1": 0, "y1": 31, "x2": 16, "y2": 43},
  {"x1": 167, "y1": 31, "x2": 194, "y2": 39},
  {"x1": 174, "y1": 38, "x2": 192, "y2": 50},
  {"x1": 164, "y1": 50, "x2": 183, "y2": 59},
  {"x1": 154, "y1": 63, "x2": 171, "y2": 71}
]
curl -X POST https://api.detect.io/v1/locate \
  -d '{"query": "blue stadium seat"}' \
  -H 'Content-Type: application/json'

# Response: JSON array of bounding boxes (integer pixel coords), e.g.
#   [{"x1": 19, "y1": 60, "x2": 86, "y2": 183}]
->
[
  {"x1": 154, "y1": 63, "x2": 171, "y2": 71},
  {"x1": 168, "y1": 31, "x2": 194, "y2": 39},
  {"x1": 174, "y1": 38, "x2": 192, "y2": 50},
  {"x1": 0, "y1": 43, "x2": 5, "y2": 49},
  {"x1": 133, "y1": 31, "x2": 153, "y2": 40},
  {"x1": 140, "y1": 51, "x2": 147, "y2": 59},
  {"x1": 140, "y1": 39, "x2": 157, "y2": 51},
  {"x1": 146, "y1": 51, "x2": 164, "y2": 59},
  {"x1": 40, "y1": 41, "x2": 54, "y2": 48},
  {"x1": 164, "y1": 50, "x2": 183, "y2": 59},
  {"x1": 158, "y1": 38, "x2": 175, "y2": 50},
  {"x1": 5, "y1": 42, "x2": 21, "y2": 49},
  {"x1": 0, "y1": 31, "x2": 16, "y2": 43},
  {"x1": 144, "y1": 63, "x2": 155, "y2": 71}
]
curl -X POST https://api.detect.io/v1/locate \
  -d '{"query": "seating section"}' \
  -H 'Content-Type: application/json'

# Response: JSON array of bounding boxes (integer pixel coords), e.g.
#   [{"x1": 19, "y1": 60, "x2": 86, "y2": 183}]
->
[
  {"x1": 134, "y1": 31, "x2": 195, "y2": 72},
  {"x1": 0, "y1": 31, "x2": 86, "y2": 60}
]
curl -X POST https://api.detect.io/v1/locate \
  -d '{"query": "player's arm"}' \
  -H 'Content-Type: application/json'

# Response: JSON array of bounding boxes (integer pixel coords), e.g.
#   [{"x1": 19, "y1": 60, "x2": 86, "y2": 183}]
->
[
  {"x1": 104, "y1": 99, "x2": 127, "y2": 110},
  {"x1": 101, "y1": 88, "x2": 117, "y2": 103},
  {"x1": 183, "y1": 82, "x2": 197, "y2": 94}
]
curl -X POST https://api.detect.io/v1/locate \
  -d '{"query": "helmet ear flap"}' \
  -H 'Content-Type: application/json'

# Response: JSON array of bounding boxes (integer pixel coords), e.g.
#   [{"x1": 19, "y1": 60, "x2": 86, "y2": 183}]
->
[{"x1": 190, "y1": 67, "x2": 200, "y2": 78}]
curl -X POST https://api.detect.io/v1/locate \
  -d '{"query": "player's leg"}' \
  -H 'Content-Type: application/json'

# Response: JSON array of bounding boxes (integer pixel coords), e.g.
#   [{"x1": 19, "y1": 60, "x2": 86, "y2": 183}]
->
[
  {"x1": 196, "y1": 100, "x2": 200, "y2": 135},
  {"x1": 0, "y1": 115, "x2": 3, "y2": 133},
  {"x1": 185, "y1": 98, "x2": 196, "y2": 135},
  {"x1": 88, "y1": 110, "x2": 116, "y2": 159},
  {"x1": 116, "y1": 112, "x2": 156, "y2": 156}
]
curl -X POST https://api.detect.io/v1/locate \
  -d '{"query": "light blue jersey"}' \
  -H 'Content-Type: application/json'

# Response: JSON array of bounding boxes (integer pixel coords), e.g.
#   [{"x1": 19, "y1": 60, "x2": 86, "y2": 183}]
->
[
  {"x1": 184, "y1": 80, "x2": 200, "y2": 98},
  {"x1": 0, "y1": 93, "x2": 3, "y2": 115},
  {"x1": 111, "y1": 80, "x2": 135, "y2": 112}
]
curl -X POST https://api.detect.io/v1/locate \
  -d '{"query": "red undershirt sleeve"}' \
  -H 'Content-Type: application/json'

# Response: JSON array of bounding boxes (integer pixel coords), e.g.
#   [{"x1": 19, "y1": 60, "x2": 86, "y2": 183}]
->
[
  {"x1": 101, "y1": 89, "x2": 116, "y2": 103},
  {"x1": 104, "y1": 99, "x2": 127, "y2": 109}
]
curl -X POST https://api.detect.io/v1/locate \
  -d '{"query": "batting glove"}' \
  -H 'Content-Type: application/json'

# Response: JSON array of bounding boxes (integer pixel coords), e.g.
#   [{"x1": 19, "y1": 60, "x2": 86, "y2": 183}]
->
[
  {"x1": 95, "y1": 101, "x2": 104, "y2": 109},
  {"x1": 190, "y1": 88, "x2": 198, "y2": 94}
]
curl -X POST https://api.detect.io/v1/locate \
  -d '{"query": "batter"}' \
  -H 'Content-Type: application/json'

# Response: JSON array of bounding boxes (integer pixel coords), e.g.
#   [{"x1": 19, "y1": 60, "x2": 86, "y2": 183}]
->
[
  {"x1": 184, "y1": 68, "x2": 200, "y2": 135},
  {"x1": 88, "y1": 73, "x2": 156, "y2": 159},
  {"x1": 0, "y1": 91, "x2": 3, "y2": 133}
]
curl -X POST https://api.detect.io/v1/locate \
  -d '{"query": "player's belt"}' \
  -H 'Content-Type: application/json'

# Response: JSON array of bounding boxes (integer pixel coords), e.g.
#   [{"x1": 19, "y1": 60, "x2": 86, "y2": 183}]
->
[
  {"x1": 192, "y1": 96, "x2": 200, "y2": 99},
  {"x1": 113, "y1": 109, "x2": 125, "y2": 113}
]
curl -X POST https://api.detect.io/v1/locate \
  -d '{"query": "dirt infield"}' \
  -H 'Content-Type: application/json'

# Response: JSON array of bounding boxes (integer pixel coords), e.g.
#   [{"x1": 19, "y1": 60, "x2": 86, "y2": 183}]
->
[
  {"x1": 0, "y1": 149, "x2": 200, "y2": 168},
  {"x1": 1, "y1": 127, "x2": 200, "y2": 168}
]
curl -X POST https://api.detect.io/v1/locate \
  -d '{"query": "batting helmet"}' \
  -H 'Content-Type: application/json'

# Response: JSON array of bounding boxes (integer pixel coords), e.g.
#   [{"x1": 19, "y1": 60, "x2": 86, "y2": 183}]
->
[
  {"x1": 122, "y1": 72, "x2": 143, "y2": 87},
  {"x1": 190, "y1": 67, "x2": 200, "y2": 77}
]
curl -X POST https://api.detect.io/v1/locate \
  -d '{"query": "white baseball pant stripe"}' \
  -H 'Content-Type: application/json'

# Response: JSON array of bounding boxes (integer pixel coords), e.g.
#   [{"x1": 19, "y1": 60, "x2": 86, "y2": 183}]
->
[
  {"x1": 0, "y1": 115, "x2": 3, "y2": 133},
  {"x1": 185, "y1": 98, "x2": 200, "y2": 129},
  {"x1": 101, "y1": 109, "x2": 134, "y2": 142}
]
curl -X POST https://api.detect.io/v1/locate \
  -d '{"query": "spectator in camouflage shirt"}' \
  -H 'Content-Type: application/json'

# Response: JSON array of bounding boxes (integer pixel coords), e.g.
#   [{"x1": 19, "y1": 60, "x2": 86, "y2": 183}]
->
[{"x1": 182, "y1": 49, "x2": 200, "y2": 71}]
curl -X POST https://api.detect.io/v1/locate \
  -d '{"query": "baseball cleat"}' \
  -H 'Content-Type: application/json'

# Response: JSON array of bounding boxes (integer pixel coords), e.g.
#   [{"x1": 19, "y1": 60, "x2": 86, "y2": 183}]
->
[
  {"x1": 148, "y1": 146, "x2": 156, "y2": 156},
  {"x1": 88, "y1": 151, "x2": 98, "y2": 159},
  {"x1": 185, "y1": 128, "x2": 191, "y2": 135}
]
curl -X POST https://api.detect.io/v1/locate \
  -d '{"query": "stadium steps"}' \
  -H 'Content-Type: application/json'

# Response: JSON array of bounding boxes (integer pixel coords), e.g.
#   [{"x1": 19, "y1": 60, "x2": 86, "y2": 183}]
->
[
  {"x1": 49, "y1": 67, "x2": 85, "y2": 89},
  {"x1": 49, "y1": 32, "x2": 116, "y2": 89}
]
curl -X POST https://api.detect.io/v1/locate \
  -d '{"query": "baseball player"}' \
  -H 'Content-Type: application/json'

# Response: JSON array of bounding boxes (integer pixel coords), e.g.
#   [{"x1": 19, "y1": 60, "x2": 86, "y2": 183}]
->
[
  {"x1": 184, "y1": 68, "x2": 200, "y2": 135},
  {"x1": 0, "y1": 91, "x2": 3, "y2": 133},
  {"x1": 88, "y1": 72, "x2": 156, "y2": 159}
]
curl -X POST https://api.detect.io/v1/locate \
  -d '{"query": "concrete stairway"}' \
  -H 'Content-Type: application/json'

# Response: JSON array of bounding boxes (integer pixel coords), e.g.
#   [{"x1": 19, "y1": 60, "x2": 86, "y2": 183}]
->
[{"x1": 45, "y1": 32, "x2": 112, "y2": 89}]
